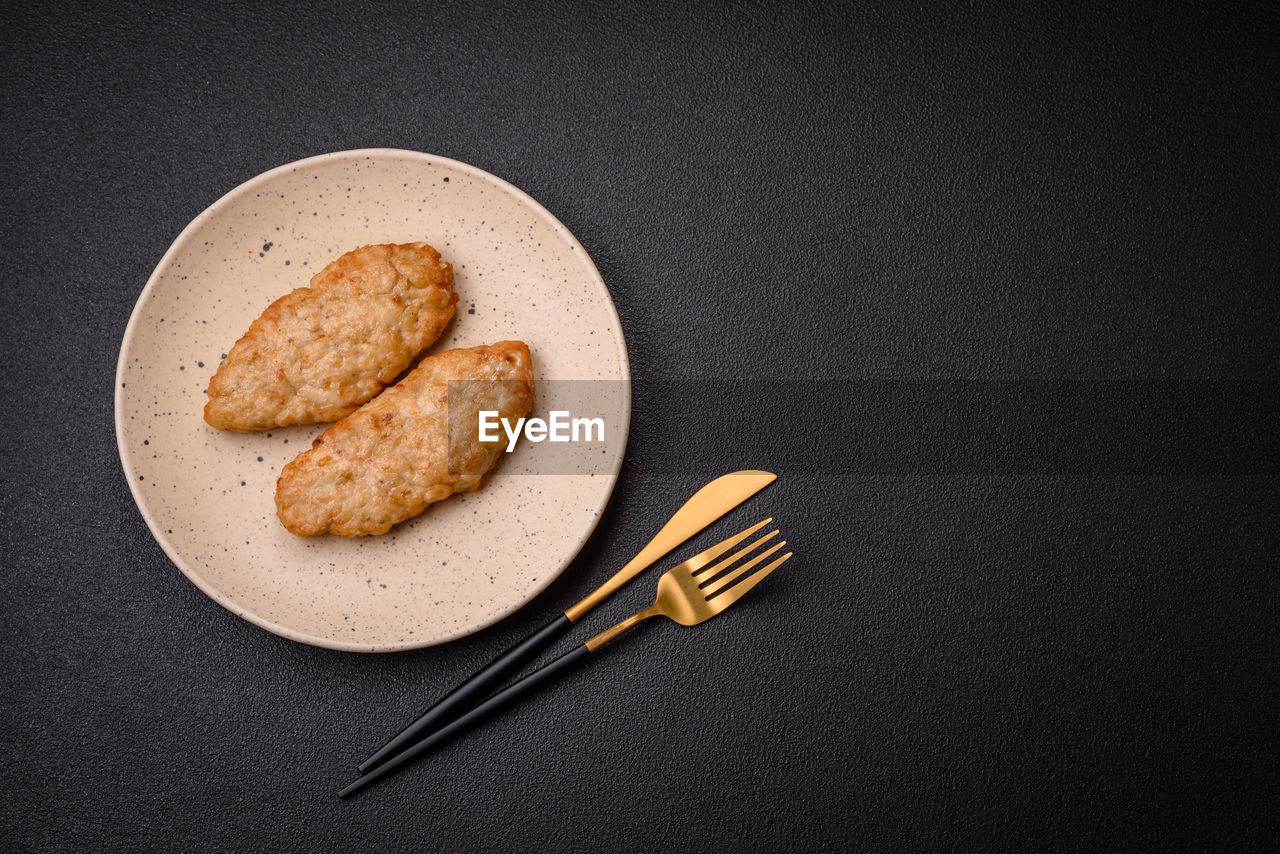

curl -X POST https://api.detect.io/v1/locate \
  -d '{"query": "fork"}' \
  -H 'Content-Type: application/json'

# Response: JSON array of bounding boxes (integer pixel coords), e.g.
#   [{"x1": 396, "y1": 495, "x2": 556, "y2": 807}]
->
[{"x1": 338, "y1": 520, "x2": 791, "y2": 797}]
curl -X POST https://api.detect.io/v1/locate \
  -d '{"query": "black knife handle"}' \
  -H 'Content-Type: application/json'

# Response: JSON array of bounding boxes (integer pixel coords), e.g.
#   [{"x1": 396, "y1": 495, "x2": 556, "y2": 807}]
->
[
  {"x1": 340, "y1": 644, "x2": 593, "y2": 798},
  {"x1": 357, "y1": 613, "x2": 573, "y2": 773}
]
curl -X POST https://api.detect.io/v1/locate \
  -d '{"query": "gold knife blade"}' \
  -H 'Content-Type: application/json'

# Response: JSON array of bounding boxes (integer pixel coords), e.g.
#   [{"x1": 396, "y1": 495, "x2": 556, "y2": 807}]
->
[{"x1": 563, "y1": 470, "x2": 777, "y2": 622}]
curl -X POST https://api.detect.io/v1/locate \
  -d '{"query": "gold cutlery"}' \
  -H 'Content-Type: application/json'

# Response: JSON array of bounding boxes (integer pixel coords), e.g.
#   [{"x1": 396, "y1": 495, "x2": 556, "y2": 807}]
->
[
  {"x1": 340, "y1": 519, "x2": 790, "y2": 797},
  {"x1": 356, "y1": 470, "x2": 777, "y2": 773}
]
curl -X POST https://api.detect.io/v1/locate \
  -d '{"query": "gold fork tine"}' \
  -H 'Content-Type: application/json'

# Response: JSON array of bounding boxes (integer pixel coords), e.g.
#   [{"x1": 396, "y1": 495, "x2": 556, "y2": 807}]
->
[
  {"x1": 703, "y1": 539, "x2": 787, "y2": 598},
  {"x1": 707, "y1": 551, "x2": 791, "y2": 607},
  {"x1": 693, "y1": 529, "x2": 780, "y2": 580},
  {"x1": 682, "y1": 518, "x2": 772, "y2": 575}
]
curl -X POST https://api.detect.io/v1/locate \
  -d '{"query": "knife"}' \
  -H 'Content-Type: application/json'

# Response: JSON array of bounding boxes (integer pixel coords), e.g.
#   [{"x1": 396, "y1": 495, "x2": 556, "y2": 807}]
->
[{"x1": 356, "y1": 469, "x2": 777, "y2": 773}]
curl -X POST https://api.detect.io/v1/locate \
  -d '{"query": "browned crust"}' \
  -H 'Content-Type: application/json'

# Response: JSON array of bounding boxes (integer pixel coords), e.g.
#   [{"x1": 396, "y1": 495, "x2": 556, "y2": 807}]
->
[
  {"x1": 274, "y1": 341, "x2": 535, "y2": 537},
  {"x1": 204, "y1": 242, "x2": 456, "y2": 431}
]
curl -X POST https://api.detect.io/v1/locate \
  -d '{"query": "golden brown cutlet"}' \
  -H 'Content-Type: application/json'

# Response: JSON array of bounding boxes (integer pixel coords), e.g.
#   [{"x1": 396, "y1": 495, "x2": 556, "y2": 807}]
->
[
  {"x1": 275, "y1": 341, "x2": 535, "y2": 537},
  {"x1": 204, "y1": 242, "x2": 456, "y2": 432}
]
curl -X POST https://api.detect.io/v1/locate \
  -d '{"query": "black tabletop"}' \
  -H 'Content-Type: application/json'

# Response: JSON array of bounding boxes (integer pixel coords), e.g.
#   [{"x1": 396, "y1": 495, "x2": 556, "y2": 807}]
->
[{"x1": 2, "y1": 2, "x2": 1277, "y2": 851}]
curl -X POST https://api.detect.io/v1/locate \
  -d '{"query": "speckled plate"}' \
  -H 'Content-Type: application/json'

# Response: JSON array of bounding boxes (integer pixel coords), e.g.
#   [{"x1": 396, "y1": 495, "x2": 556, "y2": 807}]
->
[{"x1": 115, "y1": 150, "x2": 630, "y2": 652}]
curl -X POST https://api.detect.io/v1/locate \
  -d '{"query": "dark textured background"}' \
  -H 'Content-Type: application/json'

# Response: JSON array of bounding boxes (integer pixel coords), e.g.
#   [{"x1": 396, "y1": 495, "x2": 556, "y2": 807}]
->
[{"x1": 2, "y1": 1, "x2": 1277, "y2": 851}]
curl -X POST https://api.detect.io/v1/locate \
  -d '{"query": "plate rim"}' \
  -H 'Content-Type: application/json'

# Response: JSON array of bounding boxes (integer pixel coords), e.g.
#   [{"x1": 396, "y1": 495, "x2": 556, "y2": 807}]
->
[{"x1": 114, "y1": 148, "x2": 631, "y2": 652}]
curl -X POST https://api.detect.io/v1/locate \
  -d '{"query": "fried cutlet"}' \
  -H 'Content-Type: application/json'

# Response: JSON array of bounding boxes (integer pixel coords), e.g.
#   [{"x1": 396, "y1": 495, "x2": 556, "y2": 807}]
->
[
  {"x1": 204, "y1": 242, "x2": 456, "y2": 431},
  {"x1": 274, "y1": 341, "x2": 534, "y2": 537}
]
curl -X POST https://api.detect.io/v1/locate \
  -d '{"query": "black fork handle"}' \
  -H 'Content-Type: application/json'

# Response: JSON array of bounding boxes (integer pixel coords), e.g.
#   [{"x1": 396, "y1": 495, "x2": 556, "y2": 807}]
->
[
  {"x1": 357, "y1": 614, "x2": 572, "y2": 773},
  {"x1": 341, "y1": 643, "x2": 592, "y2": 797}
]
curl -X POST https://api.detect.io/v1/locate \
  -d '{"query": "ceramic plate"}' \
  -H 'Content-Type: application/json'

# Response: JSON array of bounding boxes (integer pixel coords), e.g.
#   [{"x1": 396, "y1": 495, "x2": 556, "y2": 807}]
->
[{"x1": 115, "y1": 150, "x2": 630, "y2": 652}]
